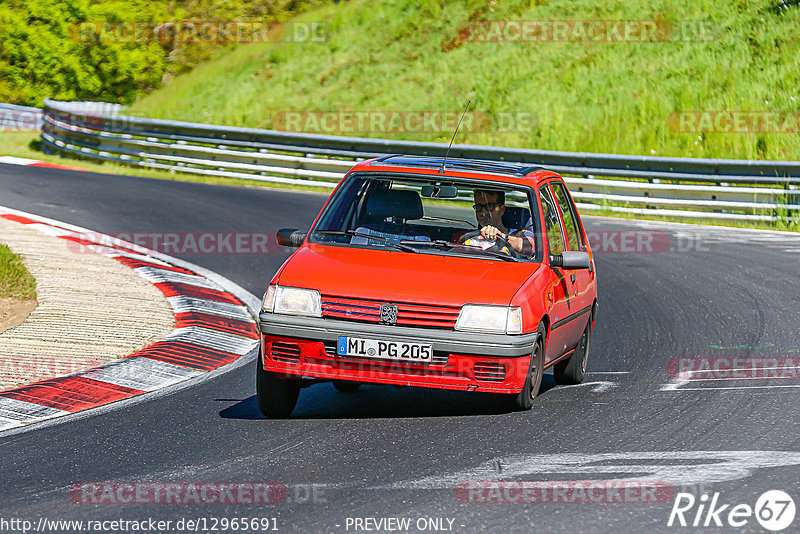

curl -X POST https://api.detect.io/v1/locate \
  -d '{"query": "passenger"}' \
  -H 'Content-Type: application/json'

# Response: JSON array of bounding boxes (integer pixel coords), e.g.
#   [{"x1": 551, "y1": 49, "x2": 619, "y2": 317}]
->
[{"x1": 462, "y1": 189, "x2": 534, "y2": 256}]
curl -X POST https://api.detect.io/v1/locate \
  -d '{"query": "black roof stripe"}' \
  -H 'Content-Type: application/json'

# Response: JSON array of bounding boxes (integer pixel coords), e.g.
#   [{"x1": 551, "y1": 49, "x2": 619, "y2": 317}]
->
[{"x1": 371, "y1": 155, "x2": 544, "y2": 177}]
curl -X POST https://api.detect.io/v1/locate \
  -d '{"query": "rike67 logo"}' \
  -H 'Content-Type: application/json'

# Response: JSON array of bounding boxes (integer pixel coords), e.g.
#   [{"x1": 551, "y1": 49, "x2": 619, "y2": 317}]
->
[{"x1": 668, "y1": 490, "x2": 795, "y2": 531}]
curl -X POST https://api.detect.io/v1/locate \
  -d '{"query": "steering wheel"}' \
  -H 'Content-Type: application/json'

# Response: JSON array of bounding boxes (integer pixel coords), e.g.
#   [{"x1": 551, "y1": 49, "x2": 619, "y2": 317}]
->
[
  {"x1": 493, "y1": 233, "x2": 524, "y2": 260},
  {"x1": 458, "y1": 230, "x2": 523, "y2": 260}
]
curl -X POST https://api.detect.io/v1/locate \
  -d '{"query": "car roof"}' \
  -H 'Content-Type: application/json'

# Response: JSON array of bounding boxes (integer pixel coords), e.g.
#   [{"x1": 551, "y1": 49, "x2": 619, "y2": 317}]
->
[{"x1": 351, "y1": 155, "x2": 560, "y2": 186}]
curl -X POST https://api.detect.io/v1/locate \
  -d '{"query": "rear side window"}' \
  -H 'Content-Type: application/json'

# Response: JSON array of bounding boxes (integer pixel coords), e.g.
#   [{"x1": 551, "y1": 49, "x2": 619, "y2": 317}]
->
[
  {"x1": 551, "y1": 181, "x2": 583, "y2": 251},
  {"x1": 539, "y1": 185, "x2": 565, "y2": 256}
]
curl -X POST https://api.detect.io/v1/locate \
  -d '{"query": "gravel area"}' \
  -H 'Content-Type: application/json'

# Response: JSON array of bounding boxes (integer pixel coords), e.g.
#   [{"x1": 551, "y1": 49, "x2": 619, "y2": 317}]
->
[{"x1": 0, "y1": 219, "x2": 175, "y2": 390}]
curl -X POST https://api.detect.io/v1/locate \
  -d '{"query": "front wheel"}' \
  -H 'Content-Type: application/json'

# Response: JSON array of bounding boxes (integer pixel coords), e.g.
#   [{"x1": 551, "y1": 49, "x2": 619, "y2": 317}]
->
[
  {"x1": 510, "y1": 325, "x2": 546, "y2": 411},
  {"x1": 256, "y1": 357, "x2": 300, "y2": 418},
  {"x1": 554, "y1": 312, "x2": 593, "y2": 385}
]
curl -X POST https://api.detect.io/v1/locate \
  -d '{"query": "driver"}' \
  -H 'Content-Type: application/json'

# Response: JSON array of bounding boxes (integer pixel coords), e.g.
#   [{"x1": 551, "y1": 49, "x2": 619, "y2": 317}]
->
[{"x1": 461, "y1": 189, "x2": 534, "y2": 256}]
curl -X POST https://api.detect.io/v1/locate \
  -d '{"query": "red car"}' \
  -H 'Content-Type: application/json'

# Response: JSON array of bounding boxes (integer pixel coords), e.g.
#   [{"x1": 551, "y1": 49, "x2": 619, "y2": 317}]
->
[{"x1": 258, "y1": 155, "x2": 597, "y2": 417}]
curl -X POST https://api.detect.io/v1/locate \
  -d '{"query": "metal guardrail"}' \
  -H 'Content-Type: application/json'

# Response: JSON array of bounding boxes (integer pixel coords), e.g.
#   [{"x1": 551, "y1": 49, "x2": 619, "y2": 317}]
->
[
  {"x1": 0, "y1": 103, "x2": 43, "y2": 131},
  {"x1": 24, "y1": 99, "x2": 800, "y2": 222}
]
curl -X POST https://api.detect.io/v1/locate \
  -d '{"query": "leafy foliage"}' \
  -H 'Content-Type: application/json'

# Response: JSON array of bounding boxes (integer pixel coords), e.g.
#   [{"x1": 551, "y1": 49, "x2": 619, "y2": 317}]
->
[{"x1": 0, "y1": 0, "x2": 323, "y2": 106}]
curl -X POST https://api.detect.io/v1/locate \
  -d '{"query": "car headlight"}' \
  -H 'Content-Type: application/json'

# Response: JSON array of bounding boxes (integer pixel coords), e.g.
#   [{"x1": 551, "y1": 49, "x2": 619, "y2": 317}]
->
[
  {"x1": 455, "y1": 305, "x2": 522, "y2": 334},
  {"x1": 261, "y1": 285, "x2": 321, "y2": 317}
]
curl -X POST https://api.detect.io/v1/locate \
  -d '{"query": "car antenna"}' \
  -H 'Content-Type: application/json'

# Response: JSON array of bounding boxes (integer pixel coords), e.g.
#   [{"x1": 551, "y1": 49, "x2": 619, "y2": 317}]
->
[{"x1": 438, "y1": 99, "x2": 471, "y2": 174}]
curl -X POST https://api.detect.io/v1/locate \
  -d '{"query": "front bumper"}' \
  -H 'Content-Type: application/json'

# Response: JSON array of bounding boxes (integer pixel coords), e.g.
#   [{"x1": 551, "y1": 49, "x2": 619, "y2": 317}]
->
[{"x1": 258, "y1": 313, "x2": 537, "y2": 393}]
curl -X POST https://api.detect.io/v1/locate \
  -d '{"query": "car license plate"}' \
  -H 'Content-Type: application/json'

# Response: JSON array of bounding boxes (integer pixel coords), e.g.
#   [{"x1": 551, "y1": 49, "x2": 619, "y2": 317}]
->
[{"x1": 337, "y1": 336, "x2": 432, "y2": 362}]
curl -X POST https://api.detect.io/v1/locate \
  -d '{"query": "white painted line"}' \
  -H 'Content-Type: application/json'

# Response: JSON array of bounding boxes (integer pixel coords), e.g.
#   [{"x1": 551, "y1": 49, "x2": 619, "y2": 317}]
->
[
  {"x1": 586, "y1": 371, "x2": 631, "y2": 375},
  {"x1": 84, "y1": 357, "x2": 202, "y2": 391},
  {"x1": 556, "y1": 381, "x2": 617, "y2": 393},
  {"x1": 166, "y1": 295, "x2": 253, "y2": 322},
  {"x1": 669, "y1": 384, "x2": 800, "y2": 391},
  {"x1": 165, "y1": 326, "x2": 259, "y2": 355},
  {"x1": 0, "y1": 417, "x2": 24, "y2": 431},
  {"x1": 659, "y1": 379, "x2": 691, "y2": 391},
  {"x1": 0, "y1": 155, "x2": 39, "y2": 165},
  {"x1": 135, "y1": 266, "x2": 220, "y2": 290},
  {"x1": 0, "y1": 397, "x2": 71, "y2": 422},
  {"x1": 370, "y1": 451, "x2": 800, "y2": 490},
  {"x1": 27, "y1": 222, "x2": 73, "y2": 237},
  {"x1": 675, "y1": 376, "x2": 800, "y2": 382},
  {"x1": 682, "y1": 366, "x2": 800, "y2": 374}
]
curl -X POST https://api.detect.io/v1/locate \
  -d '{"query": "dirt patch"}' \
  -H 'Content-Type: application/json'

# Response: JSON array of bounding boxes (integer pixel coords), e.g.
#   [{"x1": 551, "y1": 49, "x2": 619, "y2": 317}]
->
[{"x1": 0, "y1": 297, "x2": 37, "y2": 334}]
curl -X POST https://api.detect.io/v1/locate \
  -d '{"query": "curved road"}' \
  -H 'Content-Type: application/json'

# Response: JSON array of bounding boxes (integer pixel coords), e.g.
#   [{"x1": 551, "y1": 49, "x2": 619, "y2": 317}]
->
[{"x1": 1, "y1": 164, "x2": 799, "y2": 533}]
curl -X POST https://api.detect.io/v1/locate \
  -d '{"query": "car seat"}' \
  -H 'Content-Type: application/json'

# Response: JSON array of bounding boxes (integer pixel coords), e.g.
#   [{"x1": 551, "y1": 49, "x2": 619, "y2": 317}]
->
[{"x1": 350, "y1": 189, "x2": 431, "y2": 246}]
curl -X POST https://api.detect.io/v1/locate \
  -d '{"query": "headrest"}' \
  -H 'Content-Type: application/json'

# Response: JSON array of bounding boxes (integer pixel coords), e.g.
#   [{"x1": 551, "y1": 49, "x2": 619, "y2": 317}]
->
[
  {"x1": 502, "y1": 206, "x2": 532, "y2": 230},
  {"x1": 366, "y1": 189, "x2": 423, "y2": 220}
]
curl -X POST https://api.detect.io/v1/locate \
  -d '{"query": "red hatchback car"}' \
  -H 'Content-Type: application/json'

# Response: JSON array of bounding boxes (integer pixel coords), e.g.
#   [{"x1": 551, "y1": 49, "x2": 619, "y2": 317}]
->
[{"x1": 258, "y1": 155, "x2": 597, "y2": 417}]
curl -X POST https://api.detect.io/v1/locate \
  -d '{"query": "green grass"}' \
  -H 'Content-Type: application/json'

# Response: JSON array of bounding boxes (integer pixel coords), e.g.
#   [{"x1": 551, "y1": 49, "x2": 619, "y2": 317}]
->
[
  {"x1": 6, "y1": 0, "x2": 800, "y2": 235},
  {"x1": 128, "y1": 0, "x2": 800, "y2": 161},
  {"x1": 0, "y1": 243, "x2": 36, "y2": 300}
]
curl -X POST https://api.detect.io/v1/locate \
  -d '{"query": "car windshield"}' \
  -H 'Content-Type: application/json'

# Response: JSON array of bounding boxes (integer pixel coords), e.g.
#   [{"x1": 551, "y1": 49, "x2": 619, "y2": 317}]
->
[{"x1": 308, "y1": 173, "x2": 542, "y2": 262}]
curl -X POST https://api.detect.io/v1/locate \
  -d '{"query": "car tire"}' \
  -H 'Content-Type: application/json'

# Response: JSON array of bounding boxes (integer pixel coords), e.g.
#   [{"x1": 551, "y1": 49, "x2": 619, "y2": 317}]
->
[
  {"x1": 256, "y1": 356, "x2": 300, "y2": 418},
  {"x1": 333, "y1": 380, "x2": 361, "y2": 392},
  {"x1": 510, "y1": 324, "x2": 546, "y2": 411},
  {"x1": 553, "y1": 311, "x2": 593, "y2": 385}
]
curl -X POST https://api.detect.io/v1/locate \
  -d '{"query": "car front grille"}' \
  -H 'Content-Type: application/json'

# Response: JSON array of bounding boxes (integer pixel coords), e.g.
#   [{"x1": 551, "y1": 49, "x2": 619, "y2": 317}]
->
[
  {"x1": 270, "y1": 342, "x2": 301, "y2": 364},
  {"x1": 473, "y1": 362, "x2": 506, "y2": 382},
  {"x1": 320, "y1": 295, "x2": 460, "y2": 329}
]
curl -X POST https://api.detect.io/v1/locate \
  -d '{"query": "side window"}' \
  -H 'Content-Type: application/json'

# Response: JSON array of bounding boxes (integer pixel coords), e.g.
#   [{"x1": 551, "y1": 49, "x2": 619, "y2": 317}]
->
[
  {"x1": 551, "y1": 181, "x2": 583, "y2": 251},
  {"x1": 539, "y1": 185, "x2": 565, "y2": 256}
]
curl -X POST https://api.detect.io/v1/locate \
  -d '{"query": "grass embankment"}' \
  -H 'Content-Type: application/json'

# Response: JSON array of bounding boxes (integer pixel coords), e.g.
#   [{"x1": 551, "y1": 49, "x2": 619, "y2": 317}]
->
[
  {"x1": 2, "y1": 0, "x2": 798, "y2": 230},
  {"x1": 0, "y1": 243, "x2": 36, "y2": 300},
  {"x1": 129, "y1": 0, "x2": 800, "y2": 161}
]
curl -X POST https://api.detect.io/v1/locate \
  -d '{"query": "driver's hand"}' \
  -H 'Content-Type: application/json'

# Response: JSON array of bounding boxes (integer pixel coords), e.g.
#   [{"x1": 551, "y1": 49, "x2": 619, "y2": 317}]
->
[{"x1": 479, "y1": 225, "x2": 506, "y2": 240}]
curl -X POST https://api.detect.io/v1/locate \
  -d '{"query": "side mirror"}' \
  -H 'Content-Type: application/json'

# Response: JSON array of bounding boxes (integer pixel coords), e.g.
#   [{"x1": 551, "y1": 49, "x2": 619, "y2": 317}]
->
[
  {"x1": 550, "y1": 251, "x2": 591, "y2": 270},
  {"x1": 276, "y1": 228, "x2": 307, "y2": 247}
]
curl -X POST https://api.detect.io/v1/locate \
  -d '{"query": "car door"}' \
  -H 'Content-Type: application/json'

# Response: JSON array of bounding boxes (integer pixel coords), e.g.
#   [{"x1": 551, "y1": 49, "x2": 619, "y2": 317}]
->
[
  {"x1": 550, "y1": 180, "x2": 594, "y2": 343},
  {"x1": 538, "y1": 183, "x2": 573, "y2": 363}
]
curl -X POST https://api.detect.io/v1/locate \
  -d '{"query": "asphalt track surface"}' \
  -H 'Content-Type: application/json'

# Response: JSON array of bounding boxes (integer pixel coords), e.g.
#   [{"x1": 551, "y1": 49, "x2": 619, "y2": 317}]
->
[{"x1": 1, "y1": 163, "x2": 799, "y2": 533}]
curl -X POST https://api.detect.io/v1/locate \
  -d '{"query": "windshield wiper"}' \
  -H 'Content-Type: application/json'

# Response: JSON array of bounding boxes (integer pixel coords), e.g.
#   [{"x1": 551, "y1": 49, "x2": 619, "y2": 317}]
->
[
  {"x1": 315, "y1": 230, "x2": 419, "y2": 253},
  {"x1": 465, "y1": 247, "x2": 520, "y2": 262},
  {"x1": 399, "y1": 239, "x2": 452, "y2": 248},
  {"x1": 400, "y1": 239, "x2": 520, "y2": 262}
]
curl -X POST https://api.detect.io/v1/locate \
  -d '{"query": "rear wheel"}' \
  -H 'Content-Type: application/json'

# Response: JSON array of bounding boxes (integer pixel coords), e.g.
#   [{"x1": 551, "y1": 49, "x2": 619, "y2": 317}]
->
[
  {"x1": 256, "y1": 356, "x2": 300, "y2": 418},
  {"x1": 333, "y1": 380, "x2": 361, "y2": 392},
  {"x1": 510, "y1": 325, "x2": 546, "y2": 411},
  {"x1": 554, "y1": 311, "x2": 593, "y2": 385}
]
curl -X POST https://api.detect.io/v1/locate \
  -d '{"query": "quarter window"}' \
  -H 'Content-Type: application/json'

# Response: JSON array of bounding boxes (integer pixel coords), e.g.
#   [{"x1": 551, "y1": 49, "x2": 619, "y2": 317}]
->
[
  {"x1": 551, "y1": 181, "x2": 583, "y2": 251},
  {"x1": 539, "y1": 185, "x2": 565, "y2": 256}
]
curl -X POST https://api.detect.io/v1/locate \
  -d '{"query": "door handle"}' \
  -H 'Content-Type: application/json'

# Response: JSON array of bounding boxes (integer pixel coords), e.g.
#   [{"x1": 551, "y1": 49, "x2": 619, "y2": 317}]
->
[{"x1": 570, "y1": 273, "x2": 576, "y2": 283}]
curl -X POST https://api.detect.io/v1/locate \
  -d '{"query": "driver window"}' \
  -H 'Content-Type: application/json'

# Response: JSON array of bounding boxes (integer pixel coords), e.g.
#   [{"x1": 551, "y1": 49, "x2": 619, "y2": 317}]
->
[{"x1": 539, "y1": 185, "x2": 565, "y2": 256}]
